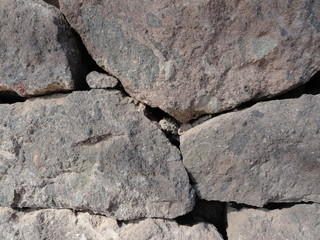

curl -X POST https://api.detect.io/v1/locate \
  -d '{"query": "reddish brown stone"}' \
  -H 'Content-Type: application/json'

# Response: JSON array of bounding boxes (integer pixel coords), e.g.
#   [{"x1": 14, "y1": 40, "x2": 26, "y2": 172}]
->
[{"x1": 60, "y1": 0, "x2": 320, "y2": 122}]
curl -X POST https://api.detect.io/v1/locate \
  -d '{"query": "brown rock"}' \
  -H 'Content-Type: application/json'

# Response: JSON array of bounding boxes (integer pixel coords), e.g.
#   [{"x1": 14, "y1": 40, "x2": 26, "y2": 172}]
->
[
  {"x1": 227, "y1": 204, "x2": 320, "y2": 240},
  {"x1": 181, "y1": 94, "x2": 320, "y2": 206},
  {"x1": 86, "y1": 71, "x2": 119, "y2": 89},
  {"x1": 0, "y1": 0, "x2": 86, "y2": 97},
  {"x1": 0, "y1": 90, "x2": 194, "y2": 220},
  {"x1": 0, "y1": 207, "x2": 222, "y2": 240},
  {"x1": 59, "y1": 0, "x2": 320, "y2": 122}
]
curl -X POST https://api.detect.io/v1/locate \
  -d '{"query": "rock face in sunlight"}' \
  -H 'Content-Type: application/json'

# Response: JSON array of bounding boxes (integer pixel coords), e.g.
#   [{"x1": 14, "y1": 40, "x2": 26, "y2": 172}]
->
[
  {"x1": 0, "y1": 90, "x2": 194, "y2": 220},
  {"x1": 0, "y1": 207, "x2": 223, "y2": 240},
  {"x1": 0, "y1": 0, "x2": 86, "y2": 97},
  {"x1": 0, "y1": 0, "x2": 319, "y2": 239},
  {"x1": 227, "y1": 204, "x2": 320, "y2": 240},
  {"x1": 59, "y1": 0, "x2": 320, "y2": 122},
  {"x1": 181, "y1": 94, "x2": 320, "y2": 206}
]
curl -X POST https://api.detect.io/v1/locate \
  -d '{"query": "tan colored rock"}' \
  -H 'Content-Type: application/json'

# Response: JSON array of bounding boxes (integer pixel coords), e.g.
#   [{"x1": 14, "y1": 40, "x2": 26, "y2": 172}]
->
[
  {"x1": 227, "y1": 204, "x2": 320, "y2": 240},
  {"x1": 0, "y1": 207, "x2": 223, "y2": 240},
  {"x1": 59, "y1": 0, "x2": 320, "y2": 122},
  {"x1": 86, "y1": 71, "x2": 119, "y2": 89},
  {"x1": 0, "y1": 0, "x2": 86, "y2": 97},
  {"x1": 181, "y1": 94, "x2": 320, "y2": 206},
  {"x1": 0, "y1": 90, "x2": 194, "y2": 220},
  {"x1": 119, "y1": 218, "x2": 223, "y2": 240}
]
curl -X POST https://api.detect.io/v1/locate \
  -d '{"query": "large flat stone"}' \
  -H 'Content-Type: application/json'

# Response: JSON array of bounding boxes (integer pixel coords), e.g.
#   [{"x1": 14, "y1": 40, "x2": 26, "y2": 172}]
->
[
  {"x1": 59, "y1": 0, "x2": 320, "y2": 122},
  {"x1": 0, "y1": 0, "x2": 86, "y2": 97},
  {"x1": 0, "y1": 207, "x2": 223, "y2": 240},
  {"x1": 181, "y1": 94, "x2": 320, "y2": 206},
  {"x1": 227, "y1": 204, "x2": 320, "y2": 240},
  {"x1": 0, "y1": 90, "x2": 194, "y2": 220}
]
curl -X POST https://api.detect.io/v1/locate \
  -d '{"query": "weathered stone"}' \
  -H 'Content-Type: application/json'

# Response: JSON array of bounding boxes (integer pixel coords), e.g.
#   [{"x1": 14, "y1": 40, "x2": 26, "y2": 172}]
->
[
  {"x1": 59, "y1": 0, "x2": 320, "y2": 122},
  {"x1": 0, "y1": 90, "x2": 194, "y2": 220},
  {"x1": 86, "y1": 71, "x2": 119, "y2": 89},
  {"x1": 0, "y1": 207, "x2": 223, "y2": 240},
  {"x1": 181, "y1": 94, "x2": 320, "y2": 206},
  {"x1": 0, "y1": 0, "x2": 86, "y2": 97},
  {"x1": 119, "y1": 218, "x2": 223, "y2": 240},
  {"x1": 227, "y1": 204, "x2": 320, "y2": 240}
]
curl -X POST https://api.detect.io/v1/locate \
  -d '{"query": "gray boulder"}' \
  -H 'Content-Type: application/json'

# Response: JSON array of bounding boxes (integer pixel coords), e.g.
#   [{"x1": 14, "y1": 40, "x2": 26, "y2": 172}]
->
[
  {"x1": 181, "y1": 94, "x2": 320, "y2": 206},
  {"x1": 59, "y1": 0, "x2": 320, "y2": 122},
  {"x1": 0, "y1": 90, "x2": 194, "y2": 220},
  {"x1": 0, "y1": 0, "x2": 86, "y2": 97}
]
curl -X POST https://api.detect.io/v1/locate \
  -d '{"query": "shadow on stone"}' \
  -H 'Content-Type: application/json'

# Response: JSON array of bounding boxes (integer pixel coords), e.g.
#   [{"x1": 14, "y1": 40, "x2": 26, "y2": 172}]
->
[{"x1": 176, "y1": 197, "x2": 227, "y2": 240}]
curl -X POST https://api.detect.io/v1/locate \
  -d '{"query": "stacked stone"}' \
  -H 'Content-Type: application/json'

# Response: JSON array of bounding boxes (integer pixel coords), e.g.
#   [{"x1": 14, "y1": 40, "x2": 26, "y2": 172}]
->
[{"x1": 0, "y1": 0, "x2": 319, "y2": 239}]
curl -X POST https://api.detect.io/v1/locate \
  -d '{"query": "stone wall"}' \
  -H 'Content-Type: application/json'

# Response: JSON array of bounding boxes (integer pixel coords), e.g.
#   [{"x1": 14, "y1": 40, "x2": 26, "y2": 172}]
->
[{"x1": 0, "y1": 0, "x2": 319, "y2": 239}]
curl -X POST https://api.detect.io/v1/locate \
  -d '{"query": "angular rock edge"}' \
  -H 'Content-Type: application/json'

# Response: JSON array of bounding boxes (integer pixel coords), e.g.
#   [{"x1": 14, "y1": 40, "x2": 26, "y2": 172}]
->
[
  {"x1": 0, "y1": 89, "x2": 194, "y2": 220},
  {"x1": 227, "y1": 203, "x2": 320, "y2": 240},
  {"x1": 0, "y1": 207, "x2": 223, "y2": 240},
  {"x1": 0, "y1": 0, "x2": 87, "y2": 97},
  {"x1": 181, "y1": 94, "x2": 320, "y2": 206}
]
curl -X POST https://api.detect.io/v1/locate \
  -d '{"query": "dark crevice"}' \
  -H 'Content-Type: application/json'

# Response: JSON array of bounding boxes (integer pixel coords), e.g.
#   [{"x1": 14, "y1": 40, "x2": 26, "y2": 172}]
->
[
  {"x1": 176, "y1": 197, "x2": 228, "y2": 240},
  {"x1": 144, "y1": 106, "x2": 181, "y2": 148},
  {"x1": 68, "y1": 28, "x2": 90, "y2": 91},
  {"x1": 229, "y1": 201, "x2": 315, "y2": 211},
  {"x1": 187, "y1": 70, "x2": 320, "y2": 127},
  {"x1": 0, "y1": 91, "x2": 26, "y2": 104},
  {"x1": 43, "y1": 0, "x2": 60, "y2": 9}
]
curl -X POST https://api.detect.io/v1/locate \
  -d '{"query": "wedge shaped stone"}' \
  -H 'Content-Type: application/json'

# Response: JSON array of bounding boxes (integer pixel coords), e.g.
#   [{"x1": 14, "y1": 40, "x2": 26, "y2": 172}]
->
[
  {"x1": 59, "y1": 0, "x2": 320, "y2": 121},
  {"x1": 0, "y1": 90, "x2": 194, "y2": 220},
  {"x1": 181, "y1": 94, "x2": 320, "y2": 206}
]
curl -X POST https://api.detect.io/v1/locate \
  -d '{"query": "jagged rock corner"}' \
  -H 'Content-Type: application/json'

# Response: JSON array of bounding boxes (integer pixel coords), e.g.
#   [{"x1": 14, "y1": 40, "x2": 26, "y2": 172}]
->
[{"x1": 0, "y1": 0, "x2": 319, "y2": 239}]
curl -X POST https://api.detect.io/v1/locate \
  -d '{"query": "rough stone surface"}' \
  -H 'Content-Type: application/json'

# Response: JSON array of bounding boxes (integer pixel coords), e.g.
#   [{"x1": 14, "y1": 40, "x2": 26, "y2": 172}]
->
[
  {"x1": 0, "y1": 0, "x2": 86, "y2": 97},
  {"x1": 227, "y1": 204, "x2": 320, "y2": 240},
  {"x1": 59, "y1": 0, "x2": 320, "y2": 122},
  {"x1": 0, "y1": 207, "x2": 223, "y2": 240},
  {"x1": 0, "y1": 90, "x2": 194, "y2": 220},
  {"x1": 86, "y1": 71, "x2": 119, "y2": 89},
  {"x1": 181, "y1": 94, "x2": 320, "y2": 206}
]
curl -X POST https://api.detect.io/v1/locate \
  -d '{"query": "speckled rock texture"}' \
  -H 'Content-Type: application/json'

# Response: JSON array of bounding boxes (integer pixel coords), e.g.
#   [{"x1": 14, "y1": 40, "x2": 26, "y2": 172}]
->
[
  {"x1": 0, "y1": 0, "x2": 86, "y2": 97},
  {"x1": 59, "y1": 0, "x2": 320, "y2": 122},
  {"x1": 0, "y1": 90, "x2": 194, "y2": 220},
  {"x1": 86, "y1": 71, "x2": 119, "y2": 89},
  {"x1": 227, "y1": 203, "x2": 320, "y2": 240},
  {"x1": 0, "y1": 207, "x2": 223, "y2": 240},
  {"x1": 181, "y1": 94, "x2": 320, "y2": 206}
]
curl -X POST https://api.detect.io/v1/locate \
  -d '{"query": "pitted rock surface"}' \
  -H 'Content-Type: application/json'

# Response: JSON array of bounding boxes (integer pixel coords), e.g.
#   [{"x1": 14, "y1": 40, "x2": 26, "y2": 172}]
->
[
  {"x1": 0, "y1": 207, "x2": 223, "y2": 240},
  {"x1": 0, "y1": 0, "x2": 86, "y2": 97},
  {"x1": 0, "y1": 90, "x2": 194, "y2": 220},
  {"x1": 59, "y1": 0, "x2": 320, "y2": 122},
  {"x1": 227, "y1": 204, "x2": 320, "y2": 240},
  {"x1": 181, "y1": 94, "x2": 320, "y2": 206}
]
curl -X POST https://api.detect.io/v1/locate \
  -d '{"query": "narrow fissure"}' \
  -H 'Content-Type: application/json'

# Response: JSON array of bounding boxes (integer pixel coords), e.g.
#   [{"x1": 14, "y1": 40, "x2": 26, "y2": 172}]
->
[
  {"x1": 229, "y1": 200, "x2": 316, "y2": 211},
  {"x1": 188, "y1": 70, "x2": 320, "y2": 128},
  {"x1": 0, "y1": 91, "x2": 25, "y2": 104},
  {"x1": 144, "y1": 106, "x2": 181, "y2": 148}
]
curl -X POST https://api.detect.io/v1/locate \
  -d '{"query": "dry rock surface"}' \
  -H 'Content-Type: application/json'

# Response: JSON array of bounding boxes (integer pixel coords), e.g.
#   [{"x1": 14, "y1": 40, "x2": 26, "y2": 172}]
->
[
  {"x1": 86, "y1": 71, "x2": 119, "y2": 89},
  {"x1": 0, "y1": 207, "x2": 223, "y2": 240},
  {"x1": 227, "y1": 203, "x2": 320, "y2": 240},
  {"x1": 59, "y1": 0, "x2": 320, "y2": 121},
  {"x1": 181, "y1": 94, "x2": 320, "y2": 206},
  {"x1": 0, "y1": 0, "x2": 86, "y2": 97},
  {"x1": 0, "y1": 0, "x2": 319, "y2": 239},
  {"x1": 0, "y1": 90, "x2": 194, "y2": 220}
]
